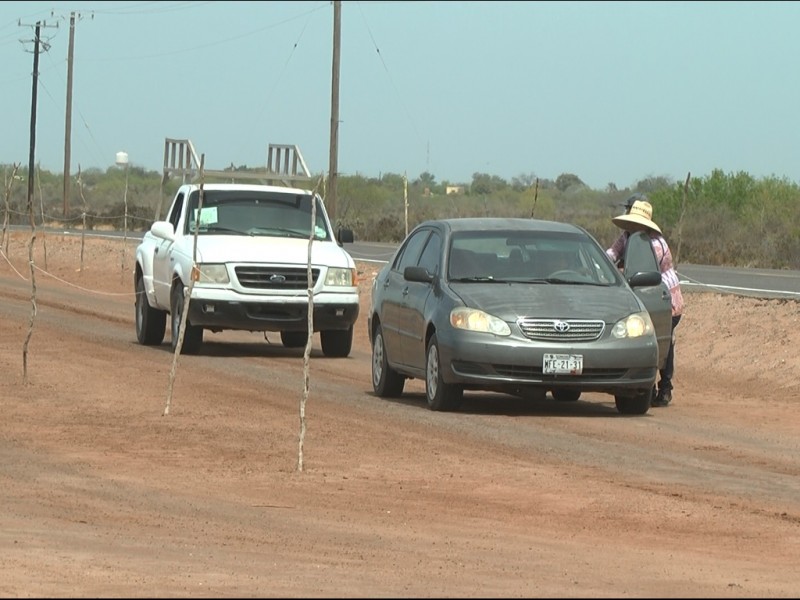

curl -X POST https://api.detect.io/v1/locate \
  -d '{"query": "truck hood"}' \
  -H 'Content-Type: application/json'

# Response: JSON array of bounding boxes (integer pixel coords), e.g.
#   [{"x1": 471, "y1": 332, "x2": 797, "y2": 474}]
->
[
  {"x1": 451, "y1": 282, "x2": 643, "y2": 321},
  {"x1": 184, "y1": 235, "x2": 354, "y2": 268}
]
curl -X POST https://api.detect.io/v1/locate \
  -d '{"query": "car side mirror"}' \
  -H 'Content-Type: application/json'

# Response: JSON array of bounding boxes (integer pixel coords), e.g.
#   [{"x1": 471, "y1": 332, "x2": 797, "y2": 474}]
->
[
  {"x1": 628, "y1": 271, "x2": 662, "y2": 288},
  {"x1": 404, "y1": 265, "x2": 433, "y2": 283}
]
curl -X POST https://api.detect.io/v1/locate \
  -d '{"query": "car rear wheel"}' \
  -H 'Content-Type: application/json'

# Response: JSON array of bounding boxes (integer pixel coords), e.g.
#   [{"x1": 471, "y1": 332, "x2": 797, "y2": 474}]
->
[
  {"x1": 425, "y1": 334, "x2": 463, "y2": 411},
  {"x1": 135, "y1": 275, "x2": 166, "y2": 345},
  {"x1": 321, "y1": 327, "x2": 353, "y2": 358},
  {"x1": 614, "y1": 388, "x2": 652, "y2": 415},
  {"x1": 371, "y1": 324, "x2": 405, "y2": 397},
  {"x1": 552, "y1": 389, "x2": 581, "y2": 402},
  {"x1": 170, "y1": 281, "x2": 203, "y2": 355}
]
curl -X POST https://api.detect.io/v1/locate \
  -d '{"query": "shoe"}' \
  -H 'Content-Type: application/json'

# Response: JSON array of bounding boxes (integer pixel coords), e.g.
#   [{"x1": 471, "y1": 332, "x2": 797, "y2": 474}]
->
[{"x1": 652, "y1": 389, "x2": 672, "y2": 407}]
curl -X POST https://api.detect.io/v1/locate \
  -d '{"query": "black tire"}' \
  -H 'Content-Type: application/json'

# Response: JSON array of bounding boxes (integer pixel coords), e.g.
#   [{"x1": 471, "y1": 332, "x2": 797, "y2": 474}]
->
[
  {"x1": 614, "y1": 388, "x2": 652, "y2": 415},
  {"x1": 552, "y1": 389, "x2": 581, "y2": 402},
  {"x1": 135, "y1": 274, "x2": 166, "y2": 345},
  {"x1": 371, "y1": 324, "x2": 405, "y2": 397},
  {"x1": 170, "y1": 281, "x2": 203, "y2": 355},
  {"x1": 280, "y1": 331, "x2": 307, "y2": 348},
  {"x1": 321, "y1": 327, "x2": 353, "y2": 358},
  {"x1": 425, "y1": 333, "x2": 463, "y2": 411}
]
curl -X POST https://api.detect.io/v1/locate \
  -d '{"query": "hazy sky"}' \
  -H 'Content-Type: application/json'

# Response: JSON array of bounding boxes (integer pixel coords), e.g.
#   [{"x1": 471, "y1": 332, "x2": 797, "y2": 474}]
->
[{"x1": 1, "y1": 1, "x2": 797, "y2": 190}]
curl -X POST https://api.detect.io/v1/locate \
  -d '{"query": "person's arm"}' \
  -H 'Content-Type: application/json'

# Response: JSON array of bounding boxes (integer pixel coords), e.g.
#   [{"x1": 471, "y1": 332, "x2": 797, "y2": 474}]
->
[{"x1": 606, "y1": 232, "x2": 627, "y2": 263}]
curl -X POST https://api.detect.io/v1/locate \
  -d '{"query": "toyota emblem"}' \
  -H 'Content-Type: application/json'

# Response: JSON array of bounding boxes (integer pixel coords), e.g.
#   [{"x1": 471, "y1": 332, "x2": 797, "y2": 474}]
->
[{"x1": 553, "y1": 320, "x2": 570, "y2": 333}]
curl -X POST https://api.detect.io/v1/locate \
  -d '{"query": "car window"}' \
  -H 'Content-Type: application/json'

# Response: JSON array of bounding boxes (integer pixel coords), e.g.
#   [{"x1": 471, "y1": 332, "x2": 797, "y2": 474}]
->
[
  {"x1": 394, "y1": 229, "x2": 431, "y2": 273},
  {"x1": 417, "y1": 232, "x2": 442, "y2": 275},
  {"x1": 449, "y1": 229, "x2": 619, "y2": 284},
  {"x1": 624, "y1": 231, "x2": 659, "y2": 274}
]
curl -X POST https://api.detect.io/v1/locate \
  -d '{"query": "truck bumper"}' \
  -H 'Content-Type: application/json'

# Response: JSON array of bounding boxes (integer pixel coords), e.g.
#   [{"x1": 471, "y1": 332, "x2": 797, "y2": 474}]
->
[{"x1": 186, "y1": 296, "x2": 359, "y2": 332}]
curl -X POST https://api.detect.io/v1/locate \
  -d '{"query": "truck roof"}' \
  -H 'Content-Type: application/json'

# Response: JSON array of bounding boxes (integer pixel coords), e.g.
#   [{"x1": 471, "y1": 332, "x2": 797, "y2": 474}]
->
[{"x1": 179, "y1": 182, "x2": 315, "y2": 195}]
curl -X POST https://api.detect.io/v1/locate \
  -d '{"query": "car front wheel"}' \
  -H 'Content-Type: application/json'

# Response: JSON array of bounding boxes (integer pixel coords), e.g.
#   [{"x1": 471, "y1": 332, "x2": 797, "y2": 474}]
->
[
  {"x1": 371, "y1": 323, "x2": 404, "y2": 397},
  {"x1": 425, "y1": 334, "x2": 463, "y2": 412},
  {"x1": 614, "y1": 388, "x2": 652, "y2": 415}
]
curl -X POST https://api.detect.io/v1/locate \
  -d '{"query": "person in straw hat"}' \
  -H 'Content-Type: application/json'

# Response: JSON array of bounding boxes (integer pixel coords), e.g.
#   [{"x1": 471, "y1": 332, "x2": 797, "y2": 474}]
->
[
  {"x1": 608, "y1": 193, "x2": 646, "y2": 269},
  {"x1": 606, "y1": 196, "x2": 684, "y2": 407}
]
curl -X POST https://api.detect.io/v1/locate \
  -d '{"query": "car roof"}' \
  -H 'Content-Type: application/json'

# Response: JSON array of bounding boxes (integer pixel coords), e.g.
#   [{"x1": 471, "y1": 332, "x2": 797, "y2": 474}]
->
[{"x1": 419, "y1": 217, "x2": 585, "y2": 235}]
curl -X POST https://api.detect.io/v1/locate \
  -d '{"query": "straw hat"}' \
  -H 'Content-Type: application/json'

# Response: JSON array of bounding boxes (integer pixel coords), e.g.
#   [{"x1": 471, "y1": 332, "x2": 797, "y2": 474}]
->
[{"x1": 612, "y1": 199, "x2": 661, "y2": 234}]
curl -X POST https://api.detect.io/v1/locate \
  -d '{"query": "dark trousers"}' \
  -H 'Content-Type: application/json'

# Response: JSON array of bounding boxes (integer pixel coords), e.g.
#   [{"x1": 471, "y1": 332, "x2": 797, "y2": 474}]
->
[{"x1": 659, "y1": 314, "x2": 682, "y2": 392}]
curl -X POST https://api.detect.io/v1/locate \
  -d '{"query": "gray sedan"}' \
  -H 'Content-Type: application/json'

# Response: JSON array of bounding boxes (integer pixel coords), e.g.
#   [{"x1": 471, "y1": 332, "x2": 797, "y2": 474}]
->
[{"x1": 367, "y1": 218, "x2": 672, "y2": 415}]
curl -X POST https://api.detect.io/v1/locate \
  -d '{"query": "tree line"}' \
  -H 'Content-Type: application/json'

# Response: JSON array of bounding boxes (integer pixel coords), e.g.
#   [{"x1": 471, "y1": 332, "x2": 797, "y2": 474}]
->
[{"x1": 3, "y1": 163, "x2": 799, "y2": 269}]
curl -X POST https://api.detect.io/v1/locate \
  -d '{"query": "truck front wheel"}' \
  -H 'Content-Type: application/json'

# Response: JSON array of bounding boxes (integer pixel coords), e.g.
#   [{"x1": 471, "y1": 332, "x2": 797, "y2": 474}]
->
[
  {"x1": 135, "y1": 275, "x2": 166, "y2": 345},
  {"x1": 170, "y1": 281, "x2": 203, "y2": 354},
  {"x1": 321, "y1": 327, "x2": 353, "y2": 358}
]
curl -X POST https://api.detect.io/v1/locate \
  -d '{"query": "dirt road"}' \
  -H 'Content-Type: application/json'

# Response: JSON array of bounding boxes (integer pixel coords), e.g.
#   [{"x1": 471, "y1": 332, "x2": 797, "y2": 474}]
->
[{"x1": 1, "y1": 232, "x2": 799, "y2": 597}]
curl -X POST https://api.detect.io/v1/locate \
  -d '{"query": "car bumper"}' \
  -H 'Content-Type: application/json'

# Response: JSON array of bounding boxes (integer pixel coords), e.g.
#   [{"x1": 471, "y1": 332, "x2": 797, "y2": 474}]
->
[{"x1": 436, "y1": 330, "x2": 659, "y2": 395}]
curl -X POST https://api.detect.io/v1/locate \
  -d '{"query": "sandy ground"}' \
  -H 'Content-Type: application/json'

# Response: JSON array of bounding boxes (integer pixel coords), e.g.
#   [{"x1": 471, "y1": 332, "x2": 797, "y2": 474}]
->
[{"x1": 1, "y1": 231, "x2": 799, "y2": 598}]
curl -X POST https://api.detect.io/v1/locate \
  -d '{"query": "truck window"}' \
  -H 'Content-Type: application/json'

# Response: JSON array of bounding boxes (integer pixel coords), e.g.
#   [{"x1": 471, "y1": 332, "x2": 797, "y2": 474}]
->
[{"x1": 184, "y1": 191, "x2": 331, "y2": 240}]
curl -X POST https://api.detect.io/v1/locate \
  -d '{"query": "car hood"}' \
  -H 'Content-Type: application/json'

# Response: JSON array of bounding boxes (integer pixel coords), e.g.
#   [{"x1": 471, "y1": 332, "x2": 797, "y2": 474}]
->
[
  {"x1": 186, "y1": 236, "x2": 354, "y2": 268},
  {"x1": 451, "y1": 282, "x2": 642, "y2": 321}
]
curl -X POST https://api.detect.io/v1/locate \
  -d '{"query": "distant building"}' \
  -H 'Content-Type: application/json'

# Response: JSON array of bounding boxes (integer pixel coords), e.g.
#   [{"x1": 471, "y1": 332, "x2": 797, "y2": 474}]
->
[{"x1": 446, "y1": 186, "x2": 464, "y2": 195}]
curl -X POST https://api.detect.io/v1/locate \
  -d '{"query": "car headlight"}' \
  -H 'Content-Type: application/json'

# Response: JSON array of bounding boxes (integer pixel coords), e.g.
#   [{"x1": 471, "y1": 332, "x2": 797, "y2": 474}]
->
[
  {"x1": 325, "y1": 267, "x2": 356, "y2": 287},
  {"x1": 194, "y1": 263, "x2": 230, "y2": 284},
  {"x1": 611, "y1": 311, "x2": 653, "y2": 339},
  {"x1": 450, "y1": 307, "x2": 511, "y2": 336}
]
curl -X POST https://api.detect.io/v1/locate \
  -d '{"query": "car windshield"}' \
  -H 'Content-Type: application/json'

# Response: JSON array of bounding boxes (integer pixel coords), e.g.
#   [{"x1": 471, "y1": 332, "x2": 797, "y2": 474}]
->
[
  {"x1": 184, "y1": 190, "x2": 331, "y2": 240},
  {"x1": 448, "y1": 229, "x2": 621, "y2": 285}
]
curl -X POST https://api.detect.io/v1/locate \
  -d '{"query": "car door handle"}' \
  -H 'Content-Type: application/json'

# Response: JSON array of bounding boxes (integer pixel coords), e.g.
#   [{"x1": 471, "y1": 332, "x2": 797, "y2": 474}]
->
[{"x1": 402, "y1": 287, "x2": 409, "y2": 296}]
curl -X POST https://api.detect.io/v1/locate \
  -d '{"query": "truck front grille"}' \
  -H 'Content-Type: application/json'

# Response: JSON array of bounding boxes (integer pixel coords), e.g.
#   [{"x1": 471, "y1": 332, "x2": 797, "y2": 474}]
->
[{"x1": 234, "y1": 266, "x2": 320, "y2": 290}]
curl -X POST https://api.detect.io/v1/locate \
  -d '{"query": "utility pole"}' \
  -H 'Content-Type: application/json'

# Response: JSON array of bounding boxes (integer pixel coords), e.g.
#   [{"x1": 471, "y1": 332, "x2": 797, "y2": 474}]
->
[
  {"x1": 327, "y1": 0, "x2": 341, "y2": 224},
  {"x1": 60, "y1": 11, "x2": 91, "y2": 217},
  {"x1": 26, "y1": 22, "x2": 42, "y2": 218},
  {"x1": 63, "y1": 12, "x2": 76, "y2": 217},
  {"x1": 20, "y1": 18, "x2": 57, "y2": 216}
]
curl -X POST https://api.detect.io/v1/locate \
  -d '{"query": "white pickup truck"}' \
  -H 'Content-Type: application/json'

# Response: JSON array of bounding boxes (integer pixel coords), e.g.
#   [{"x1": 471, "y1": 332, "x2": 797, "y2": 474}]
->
[{"x1": 133, "y1": 182, "x2": 359, "y2": 356}]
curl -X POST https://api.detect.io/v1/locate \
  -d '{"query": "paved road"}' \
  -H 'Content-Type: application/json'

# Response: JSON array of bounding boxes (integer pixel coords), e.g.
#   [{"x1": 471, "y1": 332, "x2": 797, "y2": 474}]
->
[
  {"x1": 27, "y1": 228, "x2": 800, "y2": 300},
  {"x1": 347, "y1": 240, "x2": 800, "y2": 300}
]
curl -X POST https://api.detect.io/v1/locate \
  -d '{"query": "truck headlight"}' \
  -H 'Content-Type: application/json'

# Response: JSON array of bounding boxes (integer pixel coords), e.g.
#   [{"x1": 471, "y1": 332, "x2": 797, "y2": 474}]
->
[
  {"x1": 195, "y1": 263, "x2": 230, "y2": 284},
  {"x1": 325, "y1": 267, "x2": 356, "y2": 287}
]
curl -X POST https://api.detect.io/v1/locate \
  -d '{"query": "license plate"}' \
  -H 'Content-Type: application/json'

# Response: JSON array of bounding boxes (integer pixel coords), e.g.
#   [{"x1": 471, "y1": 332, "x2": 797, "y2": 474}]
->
[{"x1": 543, "y1": 353, "x2": 583, "y2": 375}]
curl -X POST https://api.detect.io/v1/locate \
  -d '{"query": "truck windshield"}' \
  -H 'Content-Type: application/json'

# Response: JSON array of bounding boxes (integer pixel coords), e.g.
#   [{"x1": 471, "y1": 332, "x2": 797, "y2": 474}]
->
[{"x1": 184, "y1": 190, "x2": 331, "y2": 240}]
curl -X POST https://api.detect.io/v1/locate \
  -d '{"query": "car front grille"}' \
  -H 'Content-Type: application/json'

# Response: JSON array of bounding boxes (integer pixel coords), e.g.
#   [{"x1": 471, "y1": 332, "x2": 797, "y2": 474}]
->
[
  {"x1": 234, "y1": 266, "x2": 320, "y2": 290},
  {"x1": 517, "y1": 318, "x2": 605, "y2": 342},
  {"x1": 493, "y1": 364, "x2": 626, "y2": 379}
]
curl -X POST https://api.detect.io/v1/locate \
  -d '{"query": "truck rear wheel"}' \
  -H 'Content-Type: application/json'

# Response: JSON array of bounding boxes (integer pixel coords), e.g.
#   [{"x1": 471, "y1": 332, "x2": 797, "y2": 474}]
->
[{"x1": 280, "y1": 331, "x2": 307, "y2": 348}]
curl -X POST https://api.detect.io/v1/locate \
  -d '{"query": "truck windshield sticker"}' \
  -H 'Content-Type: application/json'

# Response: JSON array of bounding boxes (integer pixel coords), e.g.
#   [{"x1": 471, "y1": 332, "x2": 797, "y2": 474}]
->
[{"x1": 193, "y1": 206, "x2": 219, "y2": 227}]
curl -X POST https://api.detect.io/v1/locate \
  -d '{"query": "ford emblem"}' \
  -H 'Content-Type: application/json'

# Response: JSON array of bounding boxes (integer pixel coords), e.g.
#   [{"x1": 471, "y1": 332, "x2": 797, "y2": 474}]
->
[{"x1": 269, "y1": 274, "x2": 287, "y2": 283}]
